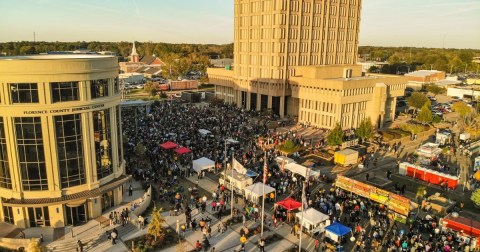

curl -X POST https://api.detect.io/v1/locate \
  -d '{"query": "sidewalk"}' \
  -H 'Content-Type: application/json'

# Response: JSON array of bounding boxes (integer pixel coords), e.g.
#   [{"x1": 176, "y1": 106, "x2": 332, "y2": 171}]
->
[{"x1": 34, "y1": 180, "x2": 146, "y2": 252}]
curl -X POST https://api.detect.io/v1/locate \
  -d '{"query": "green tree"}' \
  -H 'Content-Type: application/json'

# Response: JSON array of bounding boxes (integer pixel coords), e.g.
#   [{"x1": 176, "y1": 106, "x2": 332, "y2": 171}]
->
[
  {"x1": 148, "y1": 206, "x2": 167, "y2": 242},
  {"x1": 417, "y1": 104, "x2": 433, "y2": 124},
  {"x1": 471, "y1": 189, "x2": 480, "y2": 207},
  {"x1": 159, "y1": 91, "x2": 168, "y2": 99},
  {"x1": 134, "y1": 143, "x2": 147, "y2": 157},
  {"x1": 27, "y1": 238, "x2": 46, "y2": 252},
  {"x1": 355, "y1": 118, "x2": 374, "y2": 143},
  {"x1": 407, "y1": 92, "x2": 429, "y2": 109},
  {"x1": 144, "y1": 81, "x2": 159, "y2": 97},
  {"x1": 19, "y1": 45, "x2": 36, "y2": 55},
  {"x1": 426, "y1": 85, "x2": 446, "y2": 97},
  {"x1": 452, "y1": 101, "x2": 473, "y2": 123},
  {"x1": 327, "y1": 123, "x2": 344, "y2": 146}
]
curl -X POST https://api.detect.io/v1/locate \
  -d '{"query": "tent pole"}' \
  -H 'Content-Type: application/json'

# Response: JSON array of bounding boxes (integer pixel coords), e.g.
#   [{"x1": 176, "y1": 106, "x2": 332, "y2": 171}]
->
[
  {"x1": 231, "y1": 153, "x2": 234, "y2": 218},
  {"x1": 261, "y1": 151, "x2": 267, "y2": 237},
  {"x1": 299, "y1": 168, "x2": 309, "y2": 252}
]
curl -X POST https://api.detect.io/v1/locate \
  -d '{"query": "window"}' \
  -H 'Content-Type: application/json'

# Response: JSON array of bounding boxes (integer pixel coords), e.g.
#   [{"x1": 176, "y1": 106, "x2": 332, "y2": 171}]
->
[
  {"x1": 116, "y1": 106, "x2": 123, "y2": 165},
  {"x1": 113, "y1": 78, "x2": 120, "y2": 94},
  {"x1": 55, "y1": 114, "x2": 85, "y2": 188},
  {"x1": 93, "y1": 109, "x2": 113, "y2": 179},
  {"x1": 3, "y1": 206, "x2": 13, "y2": 224},
  {"x1": 15, "y1": 117, "x2": 48, "y2": 191},
  {"x1": 91, "y1": 79, "x2": 109, "y2": 99},
  {"x1": 10, "y1": 83, "x2": 39, "y2": 103},
  {"x1": 51, "y1": 82, "x2": 79, "y2": 103},
  {"x1": 0, "y1": 117, "x2": 12, "y2": 189}
]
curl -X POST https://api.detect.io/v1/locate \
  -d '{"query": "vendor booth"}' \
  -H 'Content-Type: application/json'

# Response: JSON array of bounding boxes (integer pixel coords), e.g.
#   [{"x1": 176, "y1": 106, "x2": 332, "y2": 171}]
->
[
  {"x1": 284, "y1": 163, "x2": 320, "y2": 178},
  {"x1": 399, "y1": 162, "x2": 459, "y2": 189},
  {"x1": 244, "y1": 182, "x2": 275, "y2": 203},
  {"x1": 219, "y1": 169, "x2": 253, "y2": 194},
  {"x1": 436, "y1": 130, "x2": 452, "y2": 145},
  {"x1": 296, "y1": 208, "x2": 330, "y2": 235},
  {"x1": 192, "y1": 157, "x2": 215, "y2": 174},
  {"x1": 415, "y1": 143, "x2": 442, "y2": 166},
  {"x1": 441, "y1": 214, "x2": 480, "y2": 248},
  {"x1": 174, "y1": 147, "x2": 191, "y2": 155},
  {"x1": 160, "y1": 141, "x2": 178, "y2": 149},
  {"x1": 277, "y1": 198, "x2": 302, "y2": 211},
  {"x1": 275, "y1": 156, "x2": 296, "y2": 165},
  {"x1": 325, "y1": 222, "x2": 352, "y2": 242}
]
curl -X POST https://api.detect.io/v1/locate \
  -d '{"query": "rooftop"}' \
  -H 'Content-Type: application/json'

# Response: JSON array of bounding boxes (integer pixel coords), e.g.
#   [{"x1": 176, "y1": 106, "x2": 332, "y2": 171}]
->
[
  {"x1": 0, "y1": 54, "x2": 116, "y2": 60},
  {"x1": 405, "y1": 70, "x2": 443, "y2": 77}
]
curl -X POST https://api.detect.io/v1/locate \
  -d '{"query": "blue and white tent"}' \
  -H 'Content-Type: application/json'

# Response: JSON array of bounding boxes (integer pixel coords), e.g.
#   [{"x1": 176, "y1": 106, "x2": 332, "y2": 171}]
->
[{"x1": 325, "y1": 222, "x2": 352, "y2": 242}]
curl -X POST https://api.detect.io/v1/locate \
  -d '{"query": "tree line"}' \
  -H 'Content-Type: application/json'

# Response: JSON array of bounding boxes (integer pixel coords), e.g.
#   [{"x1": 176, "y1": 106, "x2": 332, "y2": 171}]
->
[{"x1": 359, "y1": 46, "x2": 479, "y2": 74}]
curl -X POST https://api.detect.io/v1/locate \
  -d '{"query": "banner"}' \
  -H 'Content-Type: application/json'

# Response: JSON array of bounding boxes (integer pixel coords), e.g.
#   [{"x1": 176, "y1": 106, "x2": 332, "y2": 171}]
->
[
  {"x1": 369, "y1": 187, "x2": 389, "y2": 204},
  {"x1": 351, "y1": 180, "x2": 370, "y2": 198},
  {"x1": 232, "y1": 158, "x2": 247, "y2": 174},
  {"x1": 388, "y1": 193, "x2": 410, "y2": 216},
  {"x1": 335, "y1": 175, "x2": 352, "y2": 191}
]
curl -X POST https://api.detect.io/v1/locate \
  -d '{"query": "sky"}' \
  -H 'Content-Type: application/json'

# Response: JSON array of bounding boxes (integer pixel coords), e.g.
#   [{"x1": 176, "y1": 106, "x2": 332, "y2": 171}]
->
[{"x1": 0, "y1": 0, "x2": 479, "y2": 49}]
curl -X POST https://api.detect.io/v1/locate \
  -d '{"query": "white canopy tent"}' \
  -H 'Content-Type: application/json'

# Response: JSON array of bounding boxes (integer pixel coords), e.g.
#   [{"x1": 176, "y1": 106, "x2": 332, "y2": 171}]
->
[
  {"x1": 275, "y1": 156, "x2": 296, "y2": 165},
  {"x1": 296, "y1": 208, "x2": 330, "y2": 234},
  {"x1": 226, "y1": 138, "x2": 240, "y2": 144},
  {"x1": 198, "y1": 129, "x2": 211, "y2": 136},
  {"x1": 192, "y1": 157, "x2": 215, "y2": 173},
  {"x1": 243, "y1": 182, "x2": 276, "y2": 203},
  {"x1": 284, "y1": 163, "x2": 320, "y2": 178}
]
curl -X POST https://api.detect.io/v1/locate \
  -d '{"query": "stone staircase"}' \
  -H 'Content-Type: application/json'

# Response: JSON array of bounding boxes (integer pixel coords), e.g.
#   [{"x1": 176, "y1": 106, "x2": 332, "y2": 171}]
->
[{"x1": 46, "y1": 222, "x2": 137, "y2": 252}]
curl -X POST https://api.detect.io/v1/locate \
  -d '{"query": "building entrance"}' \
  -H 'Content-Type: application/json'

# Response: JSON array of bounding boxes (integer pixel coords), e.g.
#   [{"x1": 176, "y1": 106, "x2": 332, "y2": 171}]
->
[
  {"x1": 65, "y1": 203, "x2": 87, "y2": 226},
  {"x1": 101, "y1": 191, "x2": 114, "y2": 211},
  {"x1": 27, "y1": 206, "x2": 50, "y2": 227}
]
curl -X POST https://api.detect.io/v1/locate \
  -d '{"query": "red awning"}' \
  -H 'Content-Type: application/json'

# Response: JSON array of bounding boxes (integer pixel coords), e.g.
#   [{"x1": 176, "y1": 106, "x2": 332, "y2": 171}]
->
[
  {"x1": 276, "y1": 197, "x2": 302, "y2": 211},
  {"x1": 174, "y1": 147, "x2": 191, "y2": 155},
  {"x1": 443, "y1": 215, "x2": 480, "y2": 238},
  {"x1": 160, "y1": 141, "x2": 178, "y2": 149}
]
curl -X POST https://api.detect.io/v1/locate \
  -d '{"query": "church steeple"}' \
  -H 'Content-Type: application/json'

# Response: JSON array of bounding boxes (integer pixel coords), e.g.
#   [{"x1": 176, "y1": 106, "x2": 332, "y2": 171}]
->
[{"x1": 130, "y1": 41, "x2": 139, "y2": 63}]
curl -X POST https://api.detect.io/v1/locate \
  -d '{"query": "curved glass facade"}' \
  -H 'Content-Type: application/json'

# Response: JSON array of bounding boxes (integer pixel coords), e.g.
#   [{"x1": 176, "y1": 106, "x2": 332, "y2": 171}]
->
[
  {"x1": 0, "y1": 55, "x2": 124, "y2": 229},
  {"x1": 15, "y1": 117, "x2": 48, "y2": 191},
  {"x1": 0, "y1": 117, "x2": 12, "y2": 189},
  {"x1": 54, "y1": 114, "x2": 86, "y2": 188},
  {"x1": 93, "y1": 109, "x2": 113, "y2": 179}
]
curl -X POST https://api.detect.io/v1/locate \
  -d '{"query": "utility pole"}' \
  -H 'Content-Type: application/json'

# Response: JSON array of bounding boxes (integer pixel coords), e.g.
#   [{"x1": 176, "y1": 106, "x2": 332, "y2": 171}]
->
[
  {"x1": 298, "y1": 168, "x2": 309, "y2": 252},
  {"x1": 230, "y1": 152, "x2": 234, "y2": 218},
  {"x1": 33, "y1": 32, "x2": 36, "y2": 42},
  {"x1": 261, "y1": 151, "x2": 267, "y2": 237}
]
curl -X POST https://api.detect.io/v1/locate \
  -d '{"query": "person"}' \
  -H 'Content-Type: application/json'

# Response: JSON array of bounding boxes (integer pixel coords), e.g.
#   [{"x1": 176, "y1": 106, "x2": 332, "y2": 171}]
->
[
  {"x1": 196, "y1": 240, "x2": 202, "y2": 251},
  {"x1": 111, "y1": 230, "x2": 117, "y2": 244},
  {"x1": 77, "y1": 240, "x2": 84, "y2": 252},
  {"x1": 129, "y1": 184, "x2": 133, "y2": 196},
  {"x1": 259, "y1": 238, "x2": 265, "y2": 252},
  {"x1": 40, "y1": 234, "x2": 43, "y2": 243},
  {"x1": 20, "y1": 231, "x2": 25, "y2": 239},
  {"x1": 366, "y1": 173, "x2": 370, "y2": 181},
  {"x1": 203, "y1": 237, "x2": 210, "y2": 251}
]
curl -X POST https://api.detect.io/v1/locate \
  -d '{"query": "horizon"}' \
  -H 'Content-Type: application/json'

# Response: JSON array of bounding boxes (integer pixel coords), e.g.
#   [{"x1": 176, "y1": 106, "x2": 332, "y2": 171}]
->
[{"x1": 0, "y1": 0, "x2": 479, "y2": 49}]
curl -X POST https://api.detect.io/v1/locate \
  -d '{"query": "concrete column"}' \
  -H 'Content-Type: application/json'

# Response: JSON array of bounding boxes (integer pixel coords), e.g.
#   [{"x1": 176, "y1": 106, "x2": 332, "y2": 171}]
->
[
  {"x1": 267, "y1": 95, "x2": 272, "y2": 109},
  {"x1": 279, "y1": 96, "x2": 285, "y2": 117},
  {"x1": 88, "y1": 197, "x2": 102, "y2": 219},
  {"x1": 236, "y1": 90, "x2": 242, "y2": 108},
  {"x1": 246, "y1": 92, "x2": 251, "y2": 110},
  {"x1": 256, "y1": 93, "x2": 261, "y2": 111},
  {"x1": 114, "y1": 187, "x2": 123, "y2": 206}
]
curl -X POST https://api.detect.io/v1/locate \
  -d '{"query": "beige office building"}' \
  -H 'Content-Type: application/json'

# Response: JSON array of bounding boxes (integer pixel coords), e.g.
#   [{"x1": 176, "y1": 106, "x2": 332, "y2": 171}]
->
[
  {"x1": 208, "y1": 0, "x2": 407, "y2": 129},
  {"x1": 0, "y1": 55, "x2": 128, "y2": 228}
]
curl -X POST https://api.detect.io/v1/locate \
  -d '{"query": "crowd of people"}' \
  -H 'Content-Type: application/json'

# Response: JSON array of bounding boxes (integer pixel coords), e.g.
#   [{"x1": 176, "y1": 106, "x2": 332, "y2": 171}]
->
[{"x1": 119, "y1": 100, "x2": 479, "y2": 251}]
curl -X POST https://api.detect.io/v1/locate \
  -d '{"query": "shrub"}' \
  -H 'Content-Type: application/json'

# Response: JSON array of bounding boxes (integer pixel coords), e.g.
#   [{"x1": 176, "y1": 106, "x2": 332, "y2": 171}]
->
[{"x1": 471, "y1": 189, "x2": 480, "y2": 207}]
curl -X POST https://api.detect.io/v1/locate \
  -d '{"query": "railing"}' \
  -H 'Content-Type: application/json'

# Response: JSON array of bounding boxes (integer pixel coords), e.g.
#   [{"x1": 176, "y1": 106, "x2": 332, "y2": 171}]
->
[{"x1": 128, "y1": 186, "x2": 152, "y2": 228}]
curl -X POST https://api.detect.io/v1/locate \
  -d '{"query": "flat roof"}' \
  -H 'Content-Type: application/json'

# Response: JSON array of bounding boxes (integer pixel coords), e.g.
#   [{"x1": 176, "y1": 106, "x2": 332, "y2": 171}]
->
[
  {"x1": 0, "y1": 54, "x2": 116, "y2": 60},
  {"x1": 405, "y1": 70, "x2": 442, "y2": 77}
]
